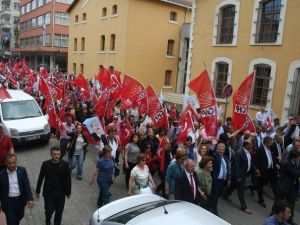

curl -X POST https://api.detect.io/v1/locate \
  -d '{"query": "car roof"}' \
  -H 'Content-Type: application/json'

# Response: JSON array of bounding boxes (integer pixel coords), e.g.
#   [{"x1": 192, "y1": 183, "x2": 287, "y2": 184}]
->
[
  {"x1": 127, "y1": 201, "x2": 231, "y2": 225},
  {"x1": 93, "y1": 194, "x2": 163, "y2": 221},
  {"x1": 2, "y1": 90, "x2": 33, "y2": 102}
]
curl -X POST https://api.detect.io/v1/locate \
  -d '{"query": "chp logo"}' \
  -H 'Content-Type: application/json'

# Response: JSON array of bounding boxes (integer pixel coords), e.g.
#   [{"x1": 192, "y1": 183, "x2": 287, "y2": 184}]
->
[
  {"x1": 200, "y1": 107, "x2": 215, "y2": 118},
  {"x1": 137, "y1": 91, "x2": 146, "y2": 101},
  {"x1": 154, "y1": 109, "x2": 164, "y2": 122},
  {"x1": 234, "y1": 105, "x2": 247, "y2": 114}
]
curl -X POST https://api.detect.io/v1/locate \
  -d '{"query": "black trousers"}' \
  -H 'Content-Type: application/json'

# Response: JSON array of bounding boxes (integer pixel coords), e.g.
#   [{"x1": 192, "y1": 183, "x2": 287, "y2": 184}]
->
[
  {"x1": 44, "y1": 192, "x2": 65, "y2": 225},
  {"x1": 60, "y1": 139, "x2": 70, "y2": 159},
  {"x1": 210, "y1": 179, "x2": 226, "y2": 216},
  {"x1": 3, "y1": 197, "x2": 25, "y2": 225},
  {"x1": 225, "y1": 176, "x2": 247, "y2": 209},
  {"x1": 256, "y1": 169, "x2": 278, "y2": 203},
  {"x1": 125, "y1": 162, "x2": 136, "y2": 189}
]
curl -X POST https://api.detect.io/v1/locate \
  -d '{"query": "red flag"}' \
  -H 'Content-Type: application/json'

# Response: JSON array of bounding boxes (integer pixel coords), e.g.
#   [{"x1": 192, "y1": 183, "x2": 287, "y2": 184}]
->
[
  {"x1": 242, "y1": 115, "x2": 256, "y2": 133},
  {"x1": 188, "y1": 70, "x2": 218, "y2": 137},
  {"x1": 74, "y1": 73, "x2": 90, "y2": 100},
  {"x1": 0, "y1": 88, "x2": 11, "y2": 99},
  {"x1": 13, "y1": 61, "x2": 20, "y2": 73},
  {"x1": 95, "y1": 88, "x2": 109, "y2": 117},
  {"x1": 39, "y1": 78, "x2": 63, "y2": 100},
  {"x1": 119, "y1": 118, "x2": 134, "y2": 147},
  {"x1": 110, "y1": 72, "x2": 122, "y2": 100},
  {"x1": 232, "y1": 72, "x2": 255, "y2": 131},
  {"x1": 40, "y1": 67, "x2": 48, "y2": 79},
  {"x1": 6, "y1": 73, "x2": 18, "y2": 88},
  {"x1": 146, "y1": 85, "x2": 169, "y2": 131},
  {"x1": 122, "y1": 75, "x2": 148, "y2": 114},
  {"x1": 96, "y1": 67, "x2": 111, "y2": 89},
  {"x1": 176, "y1": 112, "x2": 194, "y2": 145},
  {"x1": 106, "y1": 98, "x2": 118, "y2": 122},
  {"x1": 181, "y1": 103, "x2": 198, "y2": 120}
]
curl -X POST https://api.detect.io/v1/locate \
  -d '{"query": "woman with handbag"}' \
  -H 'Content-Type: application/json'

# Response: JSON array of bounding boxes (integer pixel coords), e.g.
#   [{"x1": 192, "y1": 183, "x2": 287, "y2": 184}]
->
[
  {"x1": 68, "y1": 124, "x2": 88, "y2": 180},
  {"x1": 89, "y1": 146, "x2": 115, "y2": 207},
  {"x1": 128, "y1": 154, "x2": 156, "y2": 195},
  {"x1": 195, "y1": 156, "x2": 213, "y2": 210},
  {"x1": 124, "y1": 134, "x2": 141, "y2": 189}
]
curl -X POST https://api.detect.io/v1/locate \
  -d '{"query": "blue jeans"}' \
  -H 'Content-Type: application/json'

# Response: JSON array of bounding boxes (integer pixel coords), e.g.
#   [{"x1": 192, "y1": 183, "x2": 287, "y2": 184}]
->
[
  {"x1": 97, "y1": 179, "x2": 112, "y2": 207},
  {"x1": 69, "y1": 153, "x2": 84, "y2": 178}
]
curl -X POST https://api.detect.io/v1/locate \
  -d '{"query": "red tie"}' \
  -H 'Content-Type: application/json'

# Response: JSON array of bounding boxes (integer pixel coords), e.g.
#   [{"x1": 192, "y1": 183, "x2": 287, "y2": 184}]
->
[{"x1": 190, "y1": 174, "x2": 194, "y2": 198}]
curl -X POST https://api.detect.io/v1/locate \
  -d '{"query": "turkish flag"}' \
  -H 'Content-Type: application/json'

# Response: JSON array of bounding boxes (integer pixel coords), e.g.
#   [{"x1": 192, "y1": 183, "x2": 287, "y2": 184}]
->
[
  {"x1": 40, "y1": 68, "x2": 48, "y2": 79},
  {"x1": 119, "y1": 118, "x2": 134, "y2": 147},
  {"x1": 6, "y1": 73, "x2": 18, "y2": 88},
  {"x1": 146, "y1": 85, "x2": 169, "y2": 131},
  {"x1": 176, "y1": 111, "x2": 194, "y2": 145},
  {"x1": 232, "y1": 72, "x2": 255, "y2": 131},
  {"x1": 106, "y1": 98, "x2": 118, "y2": 122},
  {"x1": 242, "y1": 115, "x2": 256, "y2": 133},
  {"x1": 188, "y1": 70, "x2": 218, "y2": 137},
  {"x1": 122, "y1": 75, "x2": 148, "y2": 114},
  {"x1": 0, "y1": 87, "x2": 11, "y2": 99},
  {"x1": 110, "y1": 72, "x2": 122, "y2": 100},
  {"x1": 95, "y1": 88, "x2": 110, "y2": 117},
  {"x1": 181, "y1": 103, "x2": 198, "y2": 120},
  {"x1": 39, "y1": 78, "x2": 63, "y2": 100},
  {"x1": 74, "y1": 73, "x2": 90, "y2": 100}
]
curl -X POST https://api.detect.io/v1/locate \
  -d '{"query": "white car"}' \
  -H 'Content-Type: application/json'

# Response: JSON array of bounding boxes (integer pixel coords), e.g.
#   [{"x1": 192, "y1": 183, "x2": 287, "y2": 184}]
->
[{"x1": 89, "y1": 194, "x2": 231, "y2": 225}]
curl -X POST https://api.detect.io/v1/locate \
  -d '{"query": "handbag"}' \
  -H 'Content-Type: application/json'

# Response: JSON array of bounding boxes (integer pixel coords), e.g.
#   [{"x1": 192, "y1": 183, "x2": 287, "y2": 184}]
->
[{"x1": 140, "y1": 186, "x2": 153, "y2": 194}]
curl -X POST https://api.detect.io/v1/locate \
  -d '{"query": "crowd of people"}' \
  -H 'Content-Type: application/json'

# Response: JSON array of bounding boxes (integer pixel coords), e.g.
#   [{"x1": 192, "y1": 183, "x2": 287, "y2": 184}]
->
[{"x1": 0, "y1": 60, "x2": 299, "y2": 225}]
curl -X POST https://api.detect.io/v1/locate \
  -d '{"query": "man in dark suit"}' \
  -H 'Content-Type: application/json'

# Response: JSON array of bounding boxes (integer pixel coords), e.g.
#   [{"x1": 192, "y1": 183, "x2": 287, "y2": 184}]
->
[
  {"x1": 271, "y1": 131, "x2": 284, "y2": 166},
  {"x1": 209, "y1": 143, "x2": 231, "y2": 216},
  {"x1": 36, "y1": 146, "x2": 71, "y2": 225},
  {"x1": 0, "y1": 154, "x2": 34, "y2": 225},
  {"x1": 254, "y1": 136, "x2": 278, "y2": 208},
  {"x1": 224, "y1": 140, "x2": 255, "y2": 214},
  {"x1": 174, "y1": 159, "x2": 201, "y2": 204}
]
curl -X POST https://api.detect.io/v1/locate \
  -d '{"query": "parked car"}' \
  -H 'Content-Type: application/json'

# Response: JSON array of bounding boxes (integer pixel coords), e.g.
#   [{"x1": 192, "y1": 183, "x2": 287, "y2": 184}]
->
[
  {"x1": 89, "y1": 194, "x2": 231, "y2": 225},
  {"x1": 0, "y1": 89, "x2": 50, "y2": 145}
]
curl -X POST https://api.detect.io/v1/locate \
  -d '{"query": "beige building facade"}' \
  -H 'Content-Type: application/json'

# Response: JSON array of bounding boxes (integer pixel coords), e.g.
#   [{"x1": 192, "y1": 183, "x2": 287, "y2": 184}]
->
[
  {"x1": 188, "y1": 0, "x2": 300, "y2": 121},
  {"x1": 67, "y1": 0, "x2": 191, "y2": 92}
]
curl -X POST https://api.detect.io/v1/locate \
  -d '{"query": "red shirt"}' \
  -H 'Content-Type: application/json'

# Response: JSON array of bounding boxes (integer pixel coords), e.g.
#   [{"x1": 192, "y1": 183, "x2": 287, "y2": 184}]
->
[{"x1": 0, "y1": 135, "x2": 13, "y2": 166}]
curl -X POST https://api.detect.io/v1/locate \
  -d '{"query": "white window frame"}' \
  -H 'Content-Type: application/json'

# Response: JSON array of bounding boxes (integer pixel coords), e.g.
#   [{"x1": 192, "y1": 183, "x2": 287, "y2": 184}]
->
[
  {"x1": 248, "y1": 58, "x2": 276, "y2": 109},
  {"x1": 211, "y1": 57, "x2": 233, "y2": 101},
  {"x1": 250, "y1": 0, "x2": 287, "y2": 45},
  {"x1": 212, "y1": 0, "x2": 240, "y2": 46},
  {"x1": 44, "y1": 12, "x2": 51, "y2": 25},
  {"x1": 31, "y1": 0, "x2": 36, "y2": 10},
  {"x1": 55, "y1": 12, "x2": 69, "y2": 25},
  {"x1": 281, "y1": 60, "x2": 300, "y2": 121}
]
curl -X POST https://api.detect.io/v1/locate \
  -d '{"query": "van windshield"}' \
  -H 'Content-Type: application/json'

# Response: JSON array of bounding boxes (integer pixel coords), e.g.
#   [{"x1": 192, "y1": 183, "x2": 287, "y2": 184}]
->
[{"x1": 1, "y1": 100, "x2": 43, "y2": 121}]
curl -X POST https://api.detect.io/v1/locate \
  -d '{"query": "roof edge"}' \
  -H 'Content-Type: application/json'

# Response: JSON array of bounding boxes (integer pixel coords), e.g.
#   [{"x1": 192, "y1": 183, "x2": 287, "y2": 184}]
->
[
  {"x1": 66, "y1": 0, "x2": 79, "y2": 13},
  {"x1": 160, "y1": 0, "x2": 192, "y2": 9}
]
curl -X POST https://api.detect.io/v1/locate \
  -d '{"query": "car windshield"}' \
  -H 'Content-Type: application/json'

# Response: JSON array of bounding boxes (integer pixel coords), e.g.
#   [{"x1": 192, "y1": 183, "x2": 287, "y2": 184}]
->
[
  {"x1": 1, "y1": 100, "x2": 43, "y2": 120},
  {"x1": 106, "y1": 200, "x2": 177, "y2": 224}
]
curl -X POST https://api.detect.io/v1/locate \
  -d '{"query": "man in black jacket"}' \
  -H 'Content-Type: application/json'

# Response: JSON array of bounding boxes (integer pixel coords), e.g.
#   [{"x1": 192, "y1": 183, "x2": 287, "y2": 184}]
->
[
  {"x1": 174, "y1": 159, "x2": 201, "y2": 204},
  {"x1": 36, "y1": 146, "x2": 71, "y2": 225},
  {"x1": 0, "y1": 154, "x2": 34, "y2": 225}
]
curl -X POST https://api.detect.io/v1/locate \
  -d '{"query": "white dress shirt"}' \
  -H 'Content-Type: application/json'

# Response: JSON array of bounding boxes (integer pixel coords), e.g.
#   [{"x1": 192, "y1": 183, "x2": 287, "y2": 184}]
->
[
  {"x1": 7, "y1": 169, "x2": 20, "y2": 197},
  {"x1": 263, "y1": 144, "x2": 273, "y2": 169},
  {"x1": 243, "y1": 148, "x2": 251, "y2": 172}
]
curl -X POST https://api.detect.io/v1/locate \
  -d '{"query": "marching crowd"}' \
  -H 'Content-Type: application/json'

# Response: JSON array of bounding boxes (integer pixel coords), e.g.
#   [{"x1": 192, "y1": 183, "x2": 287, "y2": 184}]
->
[{"x1": 0, "y1": 61, "x2": 299, "y2": 225}]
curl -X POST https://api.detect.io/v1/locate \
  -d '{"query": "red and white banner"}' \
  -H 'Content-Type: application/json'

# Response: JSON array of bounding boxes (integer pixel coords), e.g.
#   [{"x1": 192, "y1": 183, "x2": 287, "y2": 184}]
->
[
  {"x1": 242, "y1": 115, "x2": 256, "y2": 133},
  {"x1": 232, "y1": 72, "x2": 255, "y2": 131},
  {"x1": 146, "y1": 85, "x2": 169, "y2": 131},
  {"x1": 119, "y1": 118, "x2": 134, "y2": 147},
  {"x1": 74, "y1": 73, "x2": 90, "y2": 100},
  {"x1": 188, "y1": 69, "x2": 217, "y2": 137}
]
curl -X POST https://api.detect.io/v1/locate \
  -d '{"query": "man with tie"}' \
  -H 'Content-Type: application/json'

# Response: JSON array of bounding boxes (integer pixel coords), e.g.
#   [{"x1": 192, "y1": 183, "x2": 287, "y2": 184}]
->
[
  {"x1": 0, "y1": 154, "x2": 34, "y2": 225},
  {"x1": 254, "y1": 136, "x2": 278, "y2": 208},
  {"x1": 209, "y1": 143, "x2": 231, "y2": 216},
  {"x1": 271, "y1": 130, "x2": 284, "y2": 166},
  {"x1": 174, "y1": 159, "x2": 201, "y2": 204}
]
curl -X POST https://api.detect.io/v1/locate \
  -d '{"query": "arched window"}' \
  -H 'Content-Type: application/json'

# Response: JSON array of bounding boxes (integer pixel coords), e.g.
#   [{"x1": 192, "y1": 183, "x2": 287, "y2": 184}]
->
[
  {"x1": 169, "y1": 11, "x2": 177, "y2": 22},
  {"x1": 250, "y1": 0, "x2": 287, "y2": 45},
  {"x1": 82, "y1": 13, "x2": 86, "y2": 21},
  {"x1": 112, "y1": 5, "x2": 118, "y2": 15},
  {"x1": 217, "y1": 5, "x2": 235, "y2": 44},
  {"x1": 214, "y1": 62, "x2": 229, "y2": 98},
  {"x1": 213, "y1": 0, "x2": 240, "y2": 46},
  {"x1": 164, "y1": 70, "x2": 172, "y2": 86},
  {"x1": 102, "y1": 7, "x2": 107, "y2": 17},
  {"x1": 167, "y1": 39, "x2": 175, "y2": 56},
  {"x1": 251, "y1": 64, "x2": 272, "y2": 106}
]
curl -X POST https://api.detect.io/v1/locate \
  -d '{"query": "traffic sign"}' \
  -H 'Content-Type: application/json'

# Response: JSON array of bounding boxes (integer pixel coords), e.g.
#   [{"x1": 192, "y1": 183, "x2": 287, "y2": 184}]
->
[{"x1": 223, "y1": 84, "x2": 233, "y2": 97}]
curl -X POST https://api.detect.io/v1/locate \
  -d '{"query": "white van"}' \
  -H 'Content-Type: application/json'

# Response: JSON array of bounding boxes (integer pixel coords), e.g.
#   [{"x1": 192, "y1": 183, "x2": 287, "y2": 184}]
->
[{"x1": 0, "y1": 89, "x2": 51, "y2": 145}]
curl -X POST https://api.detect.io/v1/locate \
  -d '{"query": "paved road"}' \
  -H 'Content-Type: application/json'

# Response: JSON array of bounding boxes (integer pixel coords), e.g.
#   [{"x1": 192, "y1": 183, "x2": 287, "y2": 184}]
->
[{"x1": 15, "y1": 138, "x2": 299, "y2": 225}]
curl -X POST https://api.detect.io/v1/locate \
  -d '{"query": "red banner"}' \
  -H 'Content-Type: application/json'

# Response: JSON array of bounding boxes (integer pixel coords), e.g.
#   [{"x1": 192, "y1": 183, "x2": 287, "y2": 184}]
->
[
  {"x1": 119, "y1": 118, "x2": 134, "y2": 147},
  {"x1": 122, "y1": 75, "x2": 148, "y2": 114},
  {"x1": 0, "y1": 87, "x2": 11, "y2": 99},
  {"x1": 146, "y1": 85, "x2": 169, "y2": 131},
  {"x1": 188, "y1": 70, "x2": 217, "y2": 137},
  {"x1": 95, "y1": 88, "x2": 110, "y2": 118},
  {"x1": 232, "y1": 72, "x2": 255, "y2": 131},
  {"x1": 74, "y1": 73, "x2": 90, "y2": 100}
]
